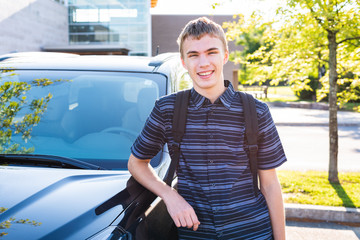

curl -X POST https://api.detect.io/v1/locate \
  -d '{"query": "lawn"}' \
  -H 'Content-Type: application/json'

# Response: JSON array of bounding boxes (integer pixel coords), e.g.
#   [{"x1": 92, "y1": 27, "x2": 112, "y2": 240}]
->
[
  {"x1": 263, "y1": 86, "x2": 360, "y2": 112},
  {"x1": 278, "y1": 170, "x2": 360, "y2": 208},
  {"x1": 267, "y1": 86, "x2": 295, "y2": 97},
  {"x1": 265, "y1": 86, "x2": 299, "y2": 102}
]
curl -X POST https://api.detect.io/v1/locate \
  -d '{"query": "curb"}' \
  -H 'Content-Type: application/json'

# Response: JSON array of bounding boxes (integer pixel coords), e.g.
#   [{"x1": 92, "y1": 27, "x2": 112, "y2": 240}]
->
[
  {"x1": 285, "y1": 203, "x2": 360, "y2": 226},
  {"x1": 275, "y1": 122, "x2": 360, "y2": 127},
  {"x1": 267, "y1": 101, "x2": 329, "y2": 110}
]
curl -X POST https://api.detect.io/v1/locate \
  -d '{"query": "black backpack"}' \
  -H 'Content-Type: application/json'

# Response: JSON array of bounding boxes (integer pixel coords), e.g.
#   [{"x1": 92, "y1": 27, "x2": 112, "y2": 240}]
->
[{"x1": 166, "y1": 89, "x2": 260, "y2": 195}]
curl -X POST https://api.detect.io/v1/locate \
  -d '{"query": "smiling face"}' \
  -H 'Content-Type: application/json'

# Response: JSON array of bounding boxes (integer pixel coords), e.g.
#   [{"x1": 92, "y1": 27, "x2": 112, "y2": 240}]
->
[{"x1": 181, "y1": 34, "x2": 229, "y2": 97}]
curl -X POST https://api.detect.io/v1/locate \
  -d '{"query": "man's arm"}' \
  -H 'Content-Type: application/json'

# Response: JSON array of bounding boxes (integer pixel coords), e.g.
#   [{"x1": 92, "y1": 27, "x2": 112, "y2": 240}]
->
[
  {"x1": 128, "y1": 154, "x2": 200, "y2": 231},
  {"x1": 258, "y1": 169, "x2": 286, "y2": 240}
]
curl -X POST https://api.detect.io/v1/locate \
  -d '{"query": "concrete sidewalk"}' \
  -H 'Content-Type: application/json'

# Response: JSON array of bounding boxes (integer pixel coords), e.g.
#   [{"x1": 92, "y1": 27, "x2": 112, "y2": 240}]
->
[
  {"x1": 268, "y1": 102, "x2": 360, "y2": 127},
  {"x1": 266, "y1": 101, "x2": 360, "y2": 226}
]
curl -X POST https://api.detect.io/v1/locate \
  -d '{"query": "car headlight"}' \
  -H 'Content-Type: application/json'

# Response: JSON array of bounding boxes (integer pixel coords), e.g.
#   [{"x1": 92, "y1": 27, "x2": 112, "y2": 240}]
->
[{"x1": 87, "y1": 226, "x2": 132, "y2": 240}]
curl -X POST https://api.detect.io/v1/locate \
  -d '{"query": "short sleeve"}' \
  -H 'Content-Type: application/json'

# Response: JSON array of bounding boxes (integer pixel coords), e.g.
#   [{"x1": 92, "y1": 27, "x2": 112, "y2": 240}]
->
[
  {"x1": 256, "y1": 103, "x2": 287, "y2": 169},
  {"x1": 131, "y1": 100, "x2": 166, "y2": 160}
]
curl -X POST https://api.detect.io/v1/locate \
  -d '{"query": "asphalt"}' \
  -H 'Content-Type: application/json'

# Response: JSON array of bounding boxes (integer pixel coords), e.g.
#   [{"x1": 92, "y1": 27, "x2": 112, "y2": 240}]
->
[{"x1": 266, "y1": 101, "x2": 360, "y2": 226}]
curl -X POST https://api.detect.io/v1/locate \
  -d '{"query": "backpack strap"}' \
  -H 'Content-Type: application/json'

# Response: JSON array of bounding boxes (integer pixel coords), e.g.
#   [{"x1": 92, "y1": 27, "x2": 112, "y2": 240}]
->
[
  {"x1": 164, "y1": 89, "x2": 259, "y2": 196},
  {"x1": 239, "y1": 92, "x2": 259, "y2": 196},
  {"x1": 164, "y1": 89, "x2": 191, "y2": 186}
]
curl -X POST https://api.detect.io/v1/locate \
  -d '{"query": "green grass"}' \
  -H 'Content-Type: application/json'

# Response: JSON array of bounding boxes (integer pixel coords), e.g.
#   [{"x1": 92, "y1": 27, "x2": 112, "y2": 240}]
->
[
  {"x1": 278, "y1": 170, "x2": 360, "y2": 208},
  {"x1": 339, "y1": 102, "x2": 360, "y2": 112},
  {"x1": 262, "y1": 86, "x2": 360, "y2": 112},
  {"x1": 265, "y1": 86, "x2": 299, "y2": 102},
  {"x1": 264, "y1": 96, "x2": 299, "y2": 102},
  {"x1": 267, "y1": 86, "x2": 295, "y2": 96}
]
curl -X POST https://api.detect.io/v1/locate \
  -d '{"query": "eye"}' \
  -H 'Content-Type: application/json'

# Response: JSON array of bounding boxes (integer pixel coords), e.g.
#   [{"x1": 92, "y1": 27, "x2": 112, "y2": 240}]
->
[{"x1": 209, "y1": 51, "x2": 218, "y2": 55}]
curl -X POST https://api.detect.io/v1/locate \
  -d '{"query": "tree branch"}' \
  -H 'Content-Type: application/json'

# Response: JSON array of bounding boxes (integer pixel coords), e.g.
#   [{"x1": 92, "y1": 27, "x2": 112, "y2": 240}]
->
[
  {"x1": 337, "y1": 36, "x2": 360, "y2": 45},
  {"x1": 307, "y1": 4, "x2": 325, "y2": 28}
]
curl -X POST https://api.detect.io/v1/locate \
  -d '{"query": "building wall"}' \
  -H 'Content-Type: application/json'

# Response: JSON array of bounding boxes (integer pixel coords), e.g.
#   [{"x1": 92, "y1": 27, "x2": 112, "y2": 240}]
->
[
  {"x1": 151, "y1": 14, "x2": 243, "y2": 87},
  {"x1": 0, "y1": 0, "x2": 68, "y2": 55}
]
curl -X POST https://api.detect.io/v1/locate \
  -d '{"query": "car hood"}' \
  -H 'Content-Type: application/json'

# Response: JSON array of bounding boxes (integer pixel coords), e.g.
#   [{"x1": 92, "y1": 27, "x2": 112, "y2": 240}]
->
[{"x1": 0, "y1": 166, "x2": 131, "y2": 240}]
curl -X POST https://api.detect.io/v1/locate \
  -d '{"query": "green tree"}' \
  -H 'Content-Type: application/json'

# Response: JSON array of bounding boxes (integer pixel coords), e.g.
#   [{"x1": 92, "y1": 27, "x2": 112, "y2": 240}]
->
[
  {"x1": 1, "y1": 207, "x2": 42, "y2": 238},
  {"x1": 223, "y1": 13, "x2": 269, "y2": 84},
  {"x1": 282, "y1": 0, "x2": 360, "y2": 183},
  {"x1": 225, "y1": 0, "x2": 360, "y2": 183},
  {"x1": 0, "y1": 70, "x2": 65, "y2": 237},
  {"x1": 0, "y1": 70, "x2": 55, "y2": 153}
]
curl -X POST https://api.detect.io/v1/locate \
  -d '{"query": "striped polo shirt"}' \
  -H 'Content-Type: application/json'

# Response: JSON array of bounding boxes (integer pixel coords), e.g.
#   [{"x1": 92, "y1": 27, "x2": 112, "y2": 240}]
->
[{"x1": 131, "y1": 81, "x2": 287, "y2": 240}]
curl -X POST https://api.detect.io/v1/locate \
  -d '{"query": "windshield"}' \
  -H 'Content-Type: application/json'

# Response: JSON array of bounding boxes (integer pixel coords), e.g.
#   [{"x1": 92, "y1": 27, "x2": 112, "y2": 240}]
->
[{"x1": 0, "y1": 70, "x2": 166, "y2": 169}]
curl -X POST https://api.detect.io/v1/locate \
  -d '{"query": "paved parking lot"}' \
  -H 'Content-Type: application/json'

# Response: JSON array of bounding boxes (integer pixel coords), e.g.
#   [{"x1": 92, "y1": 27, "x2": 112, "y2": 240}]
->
[
  {"x1": 286, "y1": 220, "x2": 360, "y2": 240},
  {"x1": 268, "y1": 106, "x2": 360, "y2": 172}
]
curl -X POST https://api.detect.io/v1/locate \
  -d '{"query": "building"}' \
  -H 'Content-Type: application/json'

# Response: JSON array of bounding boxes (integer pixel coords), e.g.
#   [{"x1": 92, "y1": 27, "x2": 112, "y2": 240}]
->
[
  {"x1": 55, "y1": 0, "x2": 154, "y2": 56},
  {"x1": 1, "y1": 0, "x2": 156, "y2": 56},
  {"x1": 0, "y1": 0, "x2": 68, "y2": 55},
  {"x1": 0, "y1": 1, "x2": 240, "y2": 84}
]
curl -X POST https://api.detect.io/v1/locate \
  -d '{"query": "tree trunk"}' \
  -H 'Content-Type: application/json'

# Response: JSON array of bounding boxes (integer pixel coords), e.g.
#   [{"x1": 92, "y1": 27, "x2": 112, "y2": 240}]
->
[{"x1": 327, "y1": 30, "x2": 339, "y2": 183}]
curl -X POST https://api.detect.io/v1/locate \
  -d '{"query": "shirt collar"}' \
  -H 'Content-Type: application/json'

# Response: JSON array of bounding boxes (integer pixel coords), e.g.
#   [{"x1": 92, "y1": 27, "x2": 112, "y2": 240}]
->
[
  {"x1": 220, "y1": 80, "x2": 236, "y2": 109},
  {"x1": 190, "y1": 80, "x2": 236, "y2": 110}
]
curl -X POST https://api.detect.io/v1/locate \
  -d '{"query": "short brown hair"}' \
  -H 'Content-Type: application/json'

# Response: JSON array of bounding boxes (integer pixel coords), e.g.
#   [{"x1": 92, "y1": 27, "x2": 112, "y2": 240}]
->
[{"x1": 177, "y1": 17, "x2": 228, "y2": 58}]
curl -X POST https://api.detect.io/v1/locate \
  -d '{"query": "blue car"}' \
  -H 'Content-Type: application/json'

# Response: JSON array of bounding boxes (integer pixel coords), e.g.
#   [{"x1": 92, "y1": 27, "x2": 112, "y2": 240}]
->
[{"x1": 0, "y1": 52, "x2": 189, "y2": 239}]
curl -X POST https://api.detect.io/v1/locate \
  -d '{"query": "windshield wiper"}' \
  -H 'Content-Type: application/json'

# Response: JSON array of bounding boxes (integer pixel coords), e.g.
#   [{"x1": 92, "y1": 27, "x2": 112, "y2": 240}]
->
[{"x1": 0, "y1": 154, "x2": 105, "y2": 170}]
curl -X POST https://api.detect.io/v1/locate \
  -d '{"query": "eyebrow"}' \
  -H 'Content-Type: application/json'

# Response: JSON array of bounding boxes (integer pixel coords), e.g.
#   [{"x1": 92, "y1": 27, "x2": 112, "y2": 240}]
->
[{"x1": 186, "y1": 47, "x2": 220, "y2": 55}]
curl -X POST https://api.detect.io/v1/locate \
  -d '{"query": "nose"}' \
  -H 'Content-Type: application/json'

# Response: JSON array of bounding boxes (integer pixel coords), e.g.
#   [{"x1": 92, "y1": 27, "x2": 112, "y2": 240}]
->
[{"x1": 199, "y1": 54, "x2": 210, "y2": 68}]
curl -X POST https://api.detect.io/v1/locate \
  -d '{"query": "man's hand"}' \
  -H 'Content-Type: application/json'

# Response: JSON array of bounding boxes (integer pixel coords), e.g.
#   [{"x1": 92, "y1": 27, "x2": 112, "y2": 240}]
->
[
  {"x1": 128, "y1": 154, "x2": 200, "y2": 231},
  {"x1": 163, "y1": 188, "x2": 200, "y2": 231}
]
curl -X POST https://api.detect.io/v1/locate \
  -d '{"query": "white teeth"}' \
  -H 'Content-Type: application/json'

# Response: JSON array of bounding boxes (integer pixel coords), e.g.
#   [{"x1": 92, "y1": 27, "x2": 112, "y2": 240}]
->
[{"x1": 198, "y1": 71, "x2": 213, "y2": 76}]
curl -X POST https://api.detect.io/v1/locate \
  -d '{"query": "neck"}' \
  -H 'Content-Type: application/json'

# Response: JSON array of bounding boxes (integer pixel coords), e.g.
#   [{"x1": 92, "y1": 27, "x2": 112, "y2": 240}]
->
[{"x1": 195, "y1": 84, "x2": 227, "y2": 104}]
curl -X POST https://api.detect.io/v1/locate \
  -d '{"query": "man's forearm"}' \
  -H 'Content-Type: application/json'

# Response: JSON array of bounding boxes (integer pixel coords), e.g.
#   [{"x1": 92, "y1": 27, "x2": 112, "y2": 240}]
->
[
  {"x1": 128, "y1": 154, "x2": 172, "y2": 199},
  {"x1": 127, "y1": 154, "x2": 200, "y2": 230},
  {"x1": 264, "y1": 183, "x2": 286, "y2": 239},
  {"x1": 259, "y1": 169, "x2": 286, "y2": 240}
]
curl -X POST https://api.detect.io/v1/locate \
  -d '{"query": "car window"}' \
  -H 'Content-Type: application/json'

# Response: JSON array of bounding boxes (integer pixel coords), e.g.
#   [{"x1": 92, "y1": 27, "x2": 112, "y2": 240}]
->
[{"x1": 1, "y1": 70, "x2": 166, "y2": 170}]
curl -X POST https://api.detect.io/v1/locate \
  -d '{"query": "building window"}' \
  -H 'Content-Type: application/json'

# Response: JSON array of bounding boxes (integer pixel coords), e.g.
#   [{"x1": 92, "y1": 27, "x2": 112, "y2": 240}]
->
[{"x1": 68, "y1": 0, "x2": 150, "y2": 56}]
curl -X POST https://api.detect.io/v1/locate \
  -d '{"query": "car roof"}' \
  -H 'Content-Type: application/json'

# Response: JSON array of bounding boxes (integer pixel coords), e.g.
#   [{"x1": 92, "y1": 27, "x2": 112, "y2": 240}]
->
[{"x1": 0, "y1": 52, "x2": 180, "y2": 73}]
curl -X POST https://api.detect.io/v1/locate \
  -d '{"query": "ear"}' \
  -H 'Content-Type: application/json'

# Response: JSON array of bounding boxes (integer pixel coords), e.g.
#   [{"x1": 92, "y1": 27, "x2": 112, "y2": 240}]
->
[
  {"x1": 223, "y1": 49, "x2": 229, "y2": 64},
  {"x1": 181, "y1": 57, "x2": 188, "y2": 70}
]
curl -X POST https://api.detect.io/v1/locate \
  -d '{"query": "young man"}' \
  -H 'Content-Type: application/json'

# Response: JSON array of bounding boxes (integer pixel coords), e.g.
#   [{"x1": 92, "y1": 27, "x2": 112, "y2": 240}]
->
[{"x1": 128, "y1": 17, "x2": 287, "y2": 240}]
